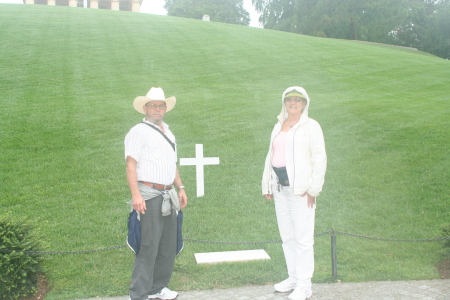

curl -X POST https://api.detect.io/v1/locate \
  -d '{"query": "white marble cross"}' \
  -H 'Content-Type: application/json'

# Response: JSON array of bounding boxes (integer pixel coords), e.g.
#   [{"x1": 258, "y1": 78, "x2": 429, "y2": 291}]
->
[{"x1": 180, "y1": 144, "x2": 220, "y2": 197}]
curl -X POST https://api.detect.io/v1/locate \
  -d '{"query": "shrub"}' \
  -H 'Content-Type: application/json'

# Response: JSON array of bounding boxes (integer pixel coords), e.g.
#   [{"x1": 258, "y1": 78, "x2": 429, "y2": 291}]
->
[
  {"x1": 0, "y1": 216, "x2": 47, "y2": 300},
  {"x1": 442, "y1": 223, "x2": 450, "y2": 256}
]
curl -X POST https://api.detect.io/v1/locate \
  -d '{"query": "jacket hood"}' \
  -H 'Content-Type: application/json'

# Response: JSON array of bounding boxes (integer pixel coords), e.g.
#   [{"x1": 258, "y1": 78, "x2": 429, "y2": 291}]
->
[{"x1": 277, "y1": 86, "x2": 310, "y2": 124}]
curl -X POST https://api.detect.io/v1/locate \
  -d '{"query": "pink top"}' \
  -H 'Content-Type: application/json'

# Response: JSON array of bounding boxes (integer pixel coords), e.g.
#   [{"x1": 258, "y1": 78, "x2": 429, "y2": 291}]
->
[{"x1": 271, "y1": 131, "x2": 287, "y2": 168}]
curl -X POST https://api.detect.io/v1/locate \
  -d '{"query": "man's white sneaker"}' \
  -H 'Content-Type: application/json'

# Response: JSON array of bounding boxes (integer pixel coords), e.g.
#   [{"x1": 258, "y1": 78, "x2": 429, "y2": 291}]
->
[
  {"x1": 148, "y1": 287, "x2": 178, "y2": 300},
  {"x1": 274, "y1": 278, "x2": 296, "y2": 293},
  {"x1": 288, "y1": 288, "x2": 312, "y2": 300}
]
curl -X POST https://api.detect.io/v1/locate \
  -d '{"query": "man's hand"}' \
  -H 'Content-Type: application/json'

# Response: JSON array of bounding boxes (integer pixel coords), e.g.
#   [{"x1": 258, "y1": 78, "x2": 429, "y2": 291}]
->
[
  {"x1": 132, "y1": 194, "x2": 146, "y2": 214},
  {"x1": 301, "y1": 192, "x2": 316, "y2": 208},
  {"x1": 178, "y1": 188, "x2": 188, "y2": 210}
]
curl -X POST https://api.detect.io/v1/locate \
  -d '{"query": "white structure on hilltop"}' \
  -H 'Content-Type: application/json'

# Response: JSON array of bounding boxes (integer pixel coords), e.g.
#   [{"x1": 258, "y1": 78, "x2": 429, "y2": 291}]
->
[{"x1": 22, "y1": 0, "x2": 142, "y2": 12}]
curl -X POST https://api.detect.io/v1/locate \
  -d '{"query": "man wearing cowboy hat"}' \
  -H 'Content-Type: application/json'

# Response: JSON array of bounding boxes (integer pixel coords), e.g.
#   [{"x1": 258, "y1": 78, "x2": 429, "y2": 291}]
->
[{"x1": 125, "y1": 87, "x2": 188, "y2": 300}]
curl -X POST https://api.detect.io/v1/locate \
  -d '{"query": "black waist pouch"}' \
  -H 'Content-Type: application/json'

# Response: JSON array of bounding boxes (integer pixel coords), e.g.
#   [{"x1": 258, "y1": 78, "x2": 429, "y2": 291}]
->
[{"x1": 273, "y1": 166, "x2": 290, "y2": 186}]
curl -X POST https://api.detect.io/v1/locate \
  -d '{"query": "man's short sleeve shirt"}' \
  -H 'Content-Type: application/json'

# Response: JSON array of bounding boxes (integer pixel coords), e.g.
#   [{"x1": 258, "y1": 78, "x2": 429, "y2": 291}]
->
[{"x1": 124, "y1": 120, "x2": 177, "y2": 185}]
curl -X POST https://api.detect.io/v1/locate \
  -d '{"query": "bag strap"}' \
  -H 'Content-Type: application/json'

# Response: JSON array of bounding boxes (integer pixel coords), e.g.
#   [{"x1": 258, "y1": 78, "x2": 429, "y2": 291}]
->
[{"x1": 141, "y1": 122, "x2": 175, "y2": 151}]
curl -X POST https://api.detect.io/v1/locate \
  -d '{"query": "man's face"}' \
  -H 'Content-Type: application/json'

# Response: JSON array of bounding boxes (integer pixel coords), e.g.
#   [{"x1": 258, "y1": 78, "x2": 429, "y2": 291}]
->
[{"x1": 143, "y1": 100, "x2": 167, "y2": 124}]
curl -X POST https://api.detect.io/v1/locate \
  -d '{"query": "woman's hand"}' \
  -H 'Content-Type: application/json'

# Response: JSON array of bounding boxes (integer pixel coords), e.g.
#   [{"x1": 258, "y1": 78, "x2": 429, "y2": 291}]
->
[
  {"x1": 263, "y1": 194, "x2": 273, "y2": 200},
  {"x1": 301, "y1": 192, "x2": 316, "y2": 208}
]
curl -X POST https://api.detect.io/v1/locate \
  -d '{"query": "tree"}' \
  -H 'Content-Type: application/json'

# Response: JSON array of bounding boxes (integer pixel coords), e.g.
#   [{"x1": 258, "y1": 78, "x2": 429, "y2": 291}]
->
[
  {"x1": 252, "y1": 0, "x2": 316, "y2": 34},
  {"x1": 253, "y1": 0, "x2": 411, "y2": 41},
  {"x1": 164, "y1": 0, "x2": 250, "y2": 26},
  {"x1": 391, "y1": 0, "x2": 450, "y2": 59},
  {"x1": 253, "y1": 0, "x2": 450, "y2": 59},
  {"x1": 426, "y1": 0, "x2": 450, "y2": 59}
]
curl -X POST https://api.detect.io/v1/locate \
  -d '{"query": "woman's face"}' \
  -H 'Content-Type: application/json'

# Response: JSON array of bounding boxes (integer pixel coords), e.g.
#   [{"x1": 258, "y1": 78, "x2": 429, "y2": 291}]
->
[{"x1": 284, "y1": 97, "x2": 307, "y2": 115}]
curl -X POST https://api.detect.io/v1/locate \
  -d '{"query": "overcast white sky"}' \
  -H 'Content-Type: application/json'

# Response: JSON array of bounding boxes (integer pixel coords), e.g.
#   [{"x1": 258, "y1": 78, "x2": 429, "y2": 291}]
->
[{"x1": 1, "y1": 0, "x2": 262, "y2": 27}]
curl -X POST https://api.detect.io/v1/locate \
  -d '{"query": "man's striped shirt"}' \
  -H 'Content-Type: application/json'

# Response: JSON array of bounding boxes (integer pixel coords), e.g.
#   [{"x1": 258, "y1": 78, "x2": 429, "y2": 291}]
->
[{"x1": 124, "y1": 119, "x2": 177, "y2": 185}]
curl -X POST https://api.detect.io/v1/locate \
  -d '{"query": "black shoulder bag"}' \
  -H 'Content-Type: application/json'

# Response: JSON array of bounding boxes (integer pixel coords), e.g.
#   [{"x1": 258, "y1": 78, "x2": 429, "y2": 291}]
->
[{"x1": 141, "y1": 122, "x2": 175, "y2": 151}]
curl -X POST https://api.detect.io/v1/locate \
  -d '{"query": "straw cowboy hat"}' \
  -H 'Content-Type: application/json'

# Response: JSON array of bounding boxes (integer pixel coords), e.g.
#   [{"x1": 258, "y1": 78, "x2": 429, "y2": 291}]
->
[{"x1": 133, "y1": 87, "x2": 176, "y2": 114}]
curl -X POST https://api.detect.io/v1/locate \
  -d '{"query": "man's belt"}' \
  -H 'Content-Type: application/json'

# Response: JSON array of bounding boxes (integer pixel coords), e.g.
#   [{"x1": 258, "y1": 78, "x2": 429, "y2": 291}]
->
[{"x1": 140, "y1": 181, "x2": 173, "y2": 190}]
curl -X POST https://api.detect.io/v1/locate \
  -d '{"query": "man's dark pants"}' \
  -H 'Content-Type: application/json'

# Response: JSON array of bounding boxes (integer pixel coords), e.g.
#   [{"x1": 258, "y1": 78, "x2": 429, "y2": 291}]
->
[{"x1": 129, "y1": 195, "x2": 177, "y2": 300}]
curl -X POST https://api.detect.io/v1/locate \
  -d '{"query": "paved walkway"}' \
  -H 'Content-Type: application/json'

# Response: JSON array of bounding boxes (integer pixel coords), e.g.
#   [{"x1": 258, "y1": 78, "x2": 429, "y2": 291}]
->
[{"x1": 78, "y1": 279, "x2": 449, "y2": 300}]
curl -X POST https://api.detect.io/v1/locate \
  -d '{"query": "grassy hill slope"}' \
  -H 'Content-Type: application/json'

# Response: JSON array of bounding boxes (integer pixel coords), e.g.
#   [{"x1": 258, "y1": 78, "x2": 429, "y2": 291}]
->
[{"x1": 1, "y1": 4, "x2": 449, "y2": 300}]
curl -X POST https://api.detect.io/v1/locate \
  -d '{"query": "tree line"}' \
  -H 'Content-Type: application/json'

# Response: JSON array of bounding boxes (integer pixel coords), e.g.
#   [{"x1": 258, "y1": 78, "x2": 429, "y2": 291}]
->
[
  {"x1": 164, "y1": 0, "x2": 450, "y2": 59},
  {"x1": 164, "y1": 0, "x2": 250, "y2": 26}
]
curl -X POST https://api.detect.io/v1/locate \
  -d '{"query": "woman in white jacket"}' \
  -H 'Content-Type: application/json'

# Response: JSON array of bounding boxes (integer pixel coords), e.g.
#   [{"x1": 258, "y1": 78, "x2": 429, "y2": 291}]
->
[{"x1": 262, "y1": 87, "x2": 327, "y2": 300}]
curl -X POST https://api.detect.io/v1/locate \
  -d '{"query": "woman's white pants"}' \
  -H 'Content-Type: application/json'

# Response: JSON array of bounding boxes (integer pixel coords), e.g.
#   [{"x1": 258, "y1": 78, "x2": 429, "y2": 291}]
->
[{"x1": 273, "y1": 184, "x2": 316, "y2": 290}]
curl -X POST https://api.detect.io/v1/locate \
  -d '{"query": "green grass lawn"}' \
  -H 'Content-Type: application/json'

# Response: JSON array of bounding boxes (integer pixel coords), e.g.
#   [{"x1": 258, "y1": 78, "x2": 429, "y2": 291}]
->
[{"x1": 1, "y1": 4, "x2": 449, "y2": 300}]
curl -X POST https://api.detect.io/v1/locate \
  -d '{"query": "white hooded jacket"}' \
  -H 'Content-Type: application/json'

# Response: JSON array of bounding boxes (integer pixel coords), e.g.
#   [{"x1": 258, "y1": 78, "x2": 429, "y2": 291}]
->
[{"x1": 262, "y1": 86, "x2": 327, "y2": 197}]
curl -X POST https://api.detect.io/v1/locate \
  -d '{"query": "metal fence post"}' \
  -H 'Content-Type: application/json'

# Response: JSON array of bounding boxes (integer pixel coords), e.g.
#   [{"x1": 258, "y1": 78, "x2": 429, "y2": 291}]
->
[{"x1": 331, "y1": 229, "x2": 337, "y2": 279}]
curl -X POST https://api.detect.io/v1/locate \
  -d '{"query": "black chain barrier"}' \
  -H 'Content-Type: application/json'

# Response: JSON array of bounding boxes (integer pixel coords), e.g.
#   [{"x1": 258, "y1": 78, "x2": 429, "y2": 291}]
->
[
  {"x1": 333, "y1": 230, "x2": 450, "y2": 242},
  {"x1": 1, "y1": 231, "x2": 449, "y2": 255},
  {"x1": 0, "y1": 245, "x2": 127, "y2": 255}
]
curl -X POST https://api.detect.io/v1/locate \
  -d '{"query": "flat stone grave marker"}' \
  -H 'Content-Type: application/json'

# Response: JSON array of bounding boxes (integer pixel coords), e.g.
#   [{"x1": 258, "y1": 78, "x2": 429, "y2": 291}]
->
[{"x1": 194, "y1": 249, "x2": 270, "y2": 264}]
